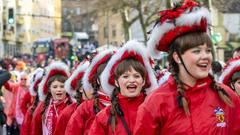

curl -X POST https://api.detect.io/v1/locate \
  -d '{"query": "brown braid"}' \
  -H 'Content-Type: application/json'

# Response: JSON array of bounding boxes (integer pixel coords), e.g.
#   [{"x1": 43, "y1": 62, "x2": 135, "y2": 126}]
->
[
  {"x1": 93, "y1": 80, "x2": 101, "y2": 114},
  {"x1": 209, "y1": 74, "x2": 233, "y2": 106},
  {"x1": 108, "y1": 87, "x2": 122, "y2": 132},
  {"x1": 41, "y1": 93, "x2": 52, "y2": 120},
  {"x1": 75, "y1": 90, "x2": 83, "y2": 106},
  {"x1": 30, "y1": 94, "x2": 39, "y2": 115},
  {"x1": 169, "y1": 63, "x2": 190, "y2": 116}
]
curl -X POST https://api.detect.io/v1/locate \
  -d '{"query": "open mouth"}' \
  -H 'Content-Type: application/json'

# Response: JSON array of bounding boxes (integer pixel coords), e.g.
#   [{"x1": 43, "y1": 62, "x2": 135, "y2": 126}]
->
[
  {"x1": 197, "y1": 63, "x2": 208, "y2": 69},
  {"x1": 56, "y1": 93, "x2": 63, "y2": 96},
  {"x1": 127, "y1": 85, "x2": 137, "y2": 92}
]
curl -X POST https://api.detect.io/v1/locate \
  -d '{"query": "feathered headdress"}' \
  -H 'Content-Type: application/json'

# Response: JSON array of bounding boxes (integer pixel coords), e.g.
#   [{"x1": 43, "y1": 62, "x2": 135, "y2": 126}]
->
[
  {"x1": 148, "y1": 0, "x2": 211, "y2": 58},
  {"x1": 38, "y1": 61, "x2": 70, "y2": 101},
  {"x1": 219, "y1": 56, "x2": 240, "y2": 85},
  {"x1": 82, "y1": 49, "x2": 115, "y2": 91},
  {"x1": 100, "y1": 40, "x2": 158, "y2": 96},
  {"x1": 29, "y1": 68, "x2": 44, "y2": 96}
]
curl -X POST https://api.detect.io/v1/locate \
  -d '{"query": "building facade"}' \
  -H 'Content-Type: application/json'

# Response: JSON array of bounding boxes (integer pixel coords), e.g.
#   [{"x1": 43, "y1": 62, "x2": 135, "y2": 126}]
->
[{"x1": 1, "y1": 0, "x2": 62, "y2": 57}]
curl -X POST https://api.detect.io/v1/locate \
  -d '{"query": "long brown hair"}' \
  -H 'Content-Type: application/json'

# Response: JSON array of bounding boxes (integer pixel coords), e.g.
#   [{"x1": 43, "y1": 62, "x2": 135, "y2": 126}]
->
[
  {"x1": 168, "y1": 32, "x2": 232, "y2": 115},
  {"x1": 109, "y1": 58, "x2": 146, "y2": 132}
]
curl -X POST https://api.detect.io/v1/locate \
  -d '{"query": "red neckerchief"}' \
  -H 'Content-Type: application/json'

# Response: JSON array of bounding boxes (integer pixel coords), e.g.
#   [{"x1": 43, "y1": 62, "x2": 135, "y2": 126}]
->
[{"x1": 44, "y1": 97, "x2": 68, "y2": 135}]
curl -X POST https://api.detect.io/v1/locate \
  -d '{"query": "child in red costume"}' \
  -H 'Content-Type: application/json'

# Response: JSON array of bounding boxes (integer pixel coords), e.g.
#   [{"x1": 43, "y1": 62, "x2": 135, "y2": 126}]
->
[
  {"x1": 134, "y1": 1, "x2": 240, "y2": 134},
  {"x1": 30, "y1": 61, "x2": 72, "y2": 135},
  {"x1": 65, "y1": 49, "x2": 115, "y2": 135},
  {"x1": 89, "y1": 40, "x2": 158, "y2": 135},
  {"x1": 53, "y1": 61, "x2": 89, "y2": 135}
]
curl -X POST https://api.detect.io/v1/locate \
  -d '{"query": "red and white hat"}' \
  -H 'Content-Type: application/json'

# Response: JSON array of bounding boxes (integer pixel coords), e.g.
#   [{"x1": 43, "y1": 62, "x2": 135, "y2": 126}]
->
[
  {"x1": 100, "y1": 40, "x2": 158, "y2": 96},
  {"x1": 64, "y1": 61, "x2": 90, "y2": 98},
  {"x1": 148, "y1": 0, "x2": 211, "y2": 58},
  {"x1": 38, "y1": 61, "x2": 70, "y2": 101},
  {"x1": 82, "y1": 49, "x2": 116, "y2": 91},
  {"x1": 219, "y1": 56, "x2": 240, "y2": 85},
  {"x1": 29, "y1": 68, "x2": 44, "y2": 96}
]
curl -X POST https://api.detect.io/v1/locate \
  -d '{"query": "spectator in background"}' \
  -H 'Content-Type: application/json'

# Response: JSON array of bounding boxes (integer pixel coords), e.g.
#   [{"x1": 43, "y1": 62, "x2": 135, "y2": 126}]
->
[
  {"x1": 0, "y1": 70, "x2": 11, "y2": 134},
  {"x1": 3, "y1": 72, "x2": 30, "y2": 135},
  {"x1": 233, "y1": 47, "x2": 240, "y2": 58}
]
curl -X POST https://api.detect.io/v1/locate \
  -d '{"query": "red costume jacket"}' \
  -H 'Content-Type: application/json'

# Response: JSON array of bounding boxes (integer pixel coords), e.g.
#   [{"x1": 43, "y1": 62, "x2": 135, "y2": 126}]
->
[
  {"x1": 30, "y1": 98, "x2": 70, "y2": 135},
  {"x1": 53, "y1": 102, "x2": 78, "y2": 135},
  {"x1": 89, "y1": 93, "x2": 145, "y2": 135},
  {"x1": 65, "y1": 94, "x2": 110, "y2": 135},
  {"x1": 20, "y1": 104, "x2": 36, "y2": 135},
  {"x1": 134, "y1": 75, "x2": 240, "y2": 135}
]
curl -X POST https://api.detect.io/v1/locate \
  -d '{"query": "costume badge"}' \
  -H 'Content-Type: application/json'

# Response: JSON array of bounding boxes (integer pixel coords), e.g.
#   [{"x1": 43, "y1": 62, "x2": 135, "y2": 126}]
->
[{"x1": 214, "y1": 107, "x2": 226, "y2": 127}]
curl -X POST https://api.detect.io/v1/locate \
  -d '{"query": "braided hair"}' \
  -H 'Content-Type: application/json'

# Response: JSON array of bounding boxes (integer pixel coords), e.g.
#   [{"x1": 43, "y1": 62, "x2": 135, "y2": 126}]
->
[
  {"x1": 168, "y1": 32, "x2": 232, "y2": 115},
  {"x1": 93, "y1": 62, "x2": 108, "y2": 114},
  {"x1": 108, "y1": 58, "x2": 147, "y2": 132}
]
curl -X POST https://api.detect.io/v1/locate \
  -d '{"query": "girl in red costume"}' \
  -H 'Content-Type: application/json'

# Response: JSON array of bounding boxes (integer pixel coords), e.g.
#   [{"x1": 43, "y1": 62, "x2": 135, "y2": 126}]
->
[
  {"x1": 134, "y1": 0, "x2": 240, "y2": 135},
  {"x1": 53, "y1": 61, "x2": 90, "y2": 135},
  {"x1": 20, "y1": 68, "x2": 44, "y2": 135},
  {"x1": 219, "y1": 56, "x2": 240, "y2": 97},
  {"x1": 65, "y1": 49, "x2": 115, "y2": 135},
  {"x1": 89, "y1": 40, "x2": 158, "y2": 135},
  {"x1": 31, "y1": 61, "x2": 72, "y2": 135}
]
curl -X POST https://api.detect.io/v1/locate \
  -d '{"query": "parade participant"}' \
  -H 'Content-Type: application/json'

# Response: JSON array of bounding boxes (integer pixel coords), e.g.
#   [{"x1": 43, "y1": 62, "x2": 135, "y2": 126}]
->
[
  {"x1": 134, "y1": 1, "x2": 240, "y2": 134},
  {"x1": 31, "y1": 61, "x2": 71, "y2": 135},
  {"x1": 4, "y1": 71, "x2": 30, "y2": 133},
  {"x1": 65, "y1": 49, "x2": 115, "y2": 135},
  {"x1": 20, "y1": 68, "x2": 44, "y2": 135},
  {"x1": 53, "y1": 61, "x2": 89, "y2": 135},
  {"x1": 88, "y1": 40, "x2": 158, "y2": 135},
  {"x1": 219, "y1": 56, "x2": 240, "y2": 97}
]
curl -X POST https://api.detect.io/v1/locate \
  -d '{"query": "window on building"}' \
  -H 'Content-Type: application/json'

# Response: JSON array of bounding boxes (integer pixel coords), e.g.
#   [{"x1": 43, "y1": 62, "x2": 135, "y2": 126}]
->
[{"x1": 63, "y1": 8, "x2": 68, "y2": 16}]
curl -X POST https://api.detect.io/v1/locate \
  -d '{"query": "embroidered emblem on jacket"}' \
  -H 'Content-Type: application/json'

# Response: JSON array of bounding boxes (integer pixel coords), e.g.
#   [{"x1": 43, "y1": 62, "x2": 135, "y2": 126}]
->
[{"x1": 214, "y1": 107, "x2": 226, "y2": 127}]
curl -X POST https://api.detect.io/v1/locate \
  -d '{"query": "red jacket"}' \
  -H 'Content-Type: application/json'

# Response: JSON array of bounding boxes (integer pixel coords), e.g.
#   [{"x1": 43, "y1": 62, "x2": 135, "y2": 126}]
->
[
  {"x1": 20, "y1": 91, "x2": 33, "y2": 115},
  {"x1": 30, "y1": 98, "x2": 70, "y2": 135},
  {"x1": 20, "y1": 105, "x2": 35, "y2": 135},
  {"x1": 134, "y1": 75, "x2": 240, "y2": 135},
  {"x1": 65, "y1": 94, "x2": 110, "y2": 135},
  {"x1": 53, "y1": 102, "x2": 78, "y2": 135},
  {"x1": 89, "y1": 93, "x2": 145, "y2": 135},
  {"x1": 30, "y1": 102, "x2": 43, "y2": 135}
]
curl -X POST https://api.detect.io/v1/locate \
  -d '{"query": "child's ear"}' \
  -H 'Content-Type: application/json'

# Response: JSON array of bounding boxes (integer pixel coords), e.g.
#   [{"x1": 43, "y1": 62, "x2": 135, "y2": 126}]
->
[{"x1": 115, "y1": 80, "x2": 119, "y2": 87}]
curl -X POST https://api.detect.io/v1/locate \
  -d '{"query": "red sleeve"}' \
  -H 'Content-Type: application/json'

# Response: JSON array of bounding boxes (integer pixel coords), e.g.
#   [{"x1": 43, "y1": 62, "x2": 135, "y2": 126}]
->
[
  {"x1": 88, "y1": 109, "x2": 108, "y2": 135},
  {"x1": 30, "y1": 103, "x2": 43, "y2": 135},
  {"x1": 64, "y1": 102, "x2": 86, "y2": 135},
  {"x1": 53, "y1": 103, "x2": 77, "y2": 135},
  {"x1": 133, "y1": 93, "x2": 162, "y2": 135},
  {"x1": 3, "y1": 81, "x2": 17, "y2": 92},
  {"x1": 20, "y1": 108, "x2": 32, "y2": 135},
  {"x1": 20, "y1": 92, "x2": 32, "y2": 115}
]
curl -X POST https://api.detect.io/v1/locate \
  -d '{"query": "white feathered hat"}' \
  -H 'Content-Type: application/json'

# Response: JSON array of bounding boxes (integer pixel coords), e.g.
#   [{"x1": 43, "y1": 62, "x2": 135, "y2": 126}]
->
[
  {"x1": 64, "y1": 61, "x2": 90, "y2": 97},
  {"x1": 100, "y1": 40, "x2": 158, "y2": 96},
  {"x1": 29, "y1": 68, "x2": 44, "y2": 96},
  {"x1": 219, "y1": 56, "x2": 240, "y2": 85},
  {"x1": 38, "y1": 61, "x2": 70, "y2": 101},
  {"x1": 147, "y1": 0, "x2": 211, "y2": 59},
  {"x1": 82, "y1": 49, "x2": 116, "y2": 91}
]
